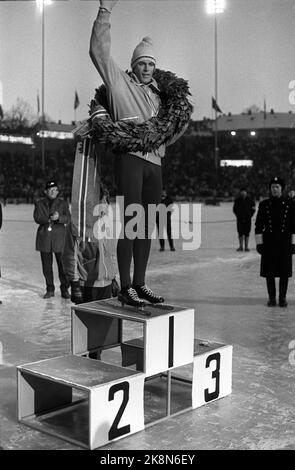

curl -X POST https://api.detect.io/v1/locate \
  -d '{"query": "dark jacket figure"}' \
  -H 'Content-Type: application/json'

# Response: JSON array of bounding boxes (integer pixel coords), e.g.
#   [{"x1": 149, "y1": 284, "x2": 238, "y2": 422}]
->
[
  {"x1": 156, "y1": 190, "x2": 175, "y2": 251},
  {"x1": 233, "y1": 189, "x2": 255, "y2": 251},
  {"x1": 255, "y1": 177, "x2": 295, "y2": 307},
  {"x1": 34, "y1": 181, "x2": 70, "y2": 298}
]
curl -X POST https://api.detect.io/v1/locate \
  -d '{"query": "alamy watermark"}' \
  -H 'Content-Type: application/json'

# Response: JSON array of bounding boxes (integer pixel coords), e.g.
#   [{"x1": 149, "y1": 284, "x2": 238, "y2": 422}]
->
[
  {"x1": 93, "y1": 196, "x2": 202, "y2": 251},
  {"x1": 288, "y1": 80, "x2": 295, "y2": 105}
]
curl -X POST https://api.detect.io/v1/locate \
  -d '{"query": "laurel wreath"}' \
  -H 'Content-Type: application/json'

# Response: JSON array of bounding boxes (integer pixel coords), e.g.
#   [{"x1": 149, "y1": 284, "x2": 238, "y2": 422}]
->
[{"x1": 89, "y1": 69, "x2": 193, "y2": 153}]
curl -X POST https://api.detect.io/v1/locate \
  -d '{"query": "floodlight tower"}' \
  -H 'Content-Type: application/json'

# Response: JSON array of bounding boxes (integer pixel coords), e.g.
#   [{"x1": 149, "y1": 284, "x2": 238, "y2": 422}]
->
[
  {"x1": 206, "y1": 0, "x2": 226, "y2": 171},
  {"x1": 36, "y1": 0, "x2": 52, "y2": 172}
]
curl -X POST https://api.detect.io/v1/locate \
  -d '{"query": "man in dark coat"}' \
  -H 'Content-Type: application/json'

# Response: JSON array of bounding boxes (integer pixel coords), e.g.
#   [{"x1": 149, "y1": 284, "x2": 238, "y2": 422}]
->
[
  {"x1": 34, "y1": 181, "x2": 70, "y2": 299},
  {"x1": 233, "y1": 188, "x2": 256, "y2": 251},
  {"x1": 255, "y1": 176, "x2": 295, "y2": 307}
]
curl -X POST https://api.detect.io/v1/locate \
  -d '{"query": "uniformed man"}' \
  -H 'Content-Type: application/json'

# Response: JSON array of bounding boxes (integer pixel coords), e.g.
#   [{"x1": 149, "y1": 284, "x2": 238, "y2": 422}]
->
[
  {"x1": 34, "y1": 181, "x2": 71, "y2": 299},
  {"x1": 255, "y1": 176, "x2": 295, "y2": 307}
]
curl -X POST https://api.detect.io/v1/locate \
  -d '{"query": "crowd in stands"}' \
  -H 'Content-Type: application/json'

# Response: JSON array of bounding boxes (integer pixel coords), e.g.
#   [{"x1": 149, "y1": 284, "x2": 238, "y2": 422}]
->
[
  {"x1": 1, "y1": 122, "x2": 295, "y2": 204},
  {"x1": 0, "y1": 140, "x2": 75, "y2": 204}
]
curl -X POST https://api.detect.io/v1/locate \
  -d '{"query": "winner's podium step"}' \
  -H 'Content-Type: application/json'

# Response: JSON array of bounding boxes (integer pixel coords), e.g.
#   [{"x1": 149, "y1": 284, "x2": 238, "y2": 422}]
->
[
  {"x1": 72, "y1": 298, "x2": 195, "y2": 377},
  {"x1": 17, "y1": 355, "x2": 145, "y2": 449}
]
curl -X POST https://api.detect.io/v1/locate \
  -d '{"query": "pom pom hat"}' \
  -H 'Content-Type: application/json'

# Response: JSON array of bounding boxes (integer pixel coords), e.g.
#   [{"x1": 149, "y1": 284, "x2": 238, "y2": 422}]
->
[{"x1": 131, "y1": 37, "x2": 156, "y2": 69}]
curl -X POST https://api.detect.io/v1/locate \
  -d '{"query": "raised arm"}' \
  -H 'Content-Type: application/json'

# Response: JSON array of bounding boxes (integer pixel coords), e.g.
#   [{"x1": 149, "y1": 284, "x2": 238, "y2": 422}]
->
[{"x1": 89, "y1": 0, "x2": 120, "y2": 85}]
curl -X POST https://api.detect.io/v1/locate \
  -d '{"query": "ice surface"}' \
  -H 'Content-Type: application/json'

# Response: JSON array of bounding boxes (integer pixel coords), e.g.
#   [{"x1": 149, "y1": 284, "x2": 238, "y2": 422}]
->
[{"x1": 0, "y1": 203, "x2": 295, "y2": 450}]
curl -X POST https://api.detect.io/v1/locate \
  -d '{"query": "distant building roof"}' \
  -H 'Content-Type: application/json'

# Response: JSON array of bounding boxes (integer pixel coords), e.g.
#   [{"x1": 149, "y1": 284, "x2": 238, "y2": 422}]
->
[
  {"x1": 33, "y1": 121, "x2": 76, "y2": 140},
  {"x1": 42, "y1": 121, "x2": 76, "y2": 133},
  {"x1": 217, "y1": 112, "x2": 295, "y2": 131}
]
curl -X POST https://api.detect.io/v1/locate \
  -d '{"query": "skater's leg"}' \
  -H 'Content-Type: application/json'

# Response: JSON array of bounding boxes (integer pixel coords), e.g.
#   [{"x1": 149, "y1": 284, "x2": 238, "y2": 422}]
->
[
  {"x1": 115, "y1": 154, "x2": 146, "y2": 307},
  {"x1": 133, "y1": 163, "x2": 164, "y2": 304}
]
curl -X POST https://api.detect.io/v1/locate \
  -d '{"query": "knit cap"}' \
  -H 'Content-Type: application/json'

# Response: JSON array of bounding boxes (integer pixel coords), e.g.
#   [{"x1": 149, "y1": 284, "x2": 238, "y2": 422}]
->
[{"x1": 131, "y1": 37, "x2": 156, "y2": 69}]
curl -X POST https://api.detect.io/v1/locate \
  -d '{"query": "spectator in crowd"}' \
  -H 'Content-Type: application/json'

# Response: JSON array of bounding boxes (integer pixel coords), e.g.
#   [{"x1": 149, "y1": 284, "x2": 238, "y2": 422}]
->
[
  {"x1": 233, "y1": 188, "x2": 256, "y2": 251},
  {"x1": 255, "y1": 176, "x2": 295, "y2": 307},
  {"x1": 33, "y1": 180, "x2": 71, "y2": 299},
  {"x1": 156, "y1": 189, "x2": 175, "y2": 251}
]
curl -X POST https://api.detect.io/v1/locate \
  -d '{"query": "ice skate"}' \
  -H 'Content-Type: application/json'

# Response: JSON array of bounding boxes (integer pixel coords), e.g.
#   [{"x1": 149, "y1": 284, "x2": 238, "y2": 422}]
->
[
  {"x1": 134, "y1": 284, "x2": 164, "y2": 304},
  {"x1": 118, "y1": 287, "x2": 146, "y2": 308}
]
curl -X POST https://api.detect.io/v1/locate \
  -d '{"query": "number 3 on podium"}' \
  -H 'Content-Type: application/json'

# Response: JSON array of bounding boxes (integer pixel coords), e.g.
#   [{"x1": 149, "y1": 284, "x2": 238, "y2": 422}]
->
[{"x1": 192, "y1": 345, "x2": 232, "y2": 409}]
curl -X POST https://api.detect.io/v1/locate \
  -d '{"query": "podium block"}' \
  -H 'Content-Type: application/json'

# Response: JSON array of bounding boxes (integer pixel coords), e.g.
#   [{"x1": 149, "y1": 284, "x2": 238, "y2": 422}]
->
[
  {"x1": 16, "y1": 299, "x2": 233, "y2": 449},
  {"x1": 17, "y1": 355, "x2": 144, "y2": 449},
  {"x1": 192, "y1": 339, "x2": 232, "y2": 409},
  {"x1": 72, "y1": 299, "x2": 195, "y2": 377}
]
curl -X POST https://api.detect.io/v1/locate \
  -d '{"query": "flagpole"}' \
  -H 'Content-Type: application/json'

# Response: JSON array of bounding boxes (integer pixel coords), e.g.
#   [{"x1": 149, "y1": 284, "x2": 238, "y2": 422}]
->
[
  {"x1": 206, "y1": 1, "x2": 225, "y2": 172},
  {"x1": 41, "y1": 2, "x2": 45, "y2": 172},
  {"x1": 37, "y1": 89, "x2": 40, "y2": 121},
  {"x1": 36, "y1": 1, "x2": 52, "y2": 172},
  {"x1": 214, "y1": 10, "x2": 219, "y2": 172}
]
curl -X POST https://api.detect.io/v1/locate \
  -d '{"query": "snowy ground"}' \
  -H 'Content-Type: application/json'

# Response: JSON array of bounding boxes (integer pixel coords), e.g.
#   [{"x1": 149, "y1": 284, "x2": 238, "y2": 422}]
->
[{"x1": 0, "y1": 202, "x2": 295, "y2": 450}]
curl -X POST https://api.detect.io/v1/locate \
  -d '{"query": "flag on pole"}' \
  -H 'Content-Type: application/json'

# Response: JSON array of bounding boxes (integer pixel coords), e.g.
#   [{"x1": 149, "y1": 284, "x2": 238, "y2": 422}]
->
[
  {"x1": 37, "y1": 91, "x2": 40, "y2": 116},
  {"x1": 212, "y1": 96, "x2": 222, "y2": 113},
  {"x1": 263, "y1": 97, "x2": 267, "y2": 120},
  {"x1": 74, "y1": 90, "x2": 80, "y2": 110}
]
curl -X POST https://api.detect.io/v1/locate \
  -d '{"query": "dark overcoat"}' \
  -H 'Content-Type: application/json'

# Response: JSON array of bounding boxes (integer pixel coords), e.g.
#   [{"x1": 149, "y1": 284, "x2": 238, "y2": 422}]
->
[
  {"x1": 233, "y1": 196, "x2": 256, "y2": 236},
  {"x1": 255, "y1": 196, "x2": 295, "y2": 278},
  {"x1": 34, "y1": 196, "x2": 70, "y2": 253}
]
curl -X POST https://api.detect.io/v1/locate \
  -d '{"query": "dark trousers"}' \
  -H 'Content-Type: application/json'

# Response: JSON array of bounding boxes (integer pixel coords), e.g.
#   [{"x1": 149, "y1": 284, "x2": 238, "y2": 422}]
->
[
  {"x1": 266, "y1": 276, "x2": 288, "y2": 300},
  {"x1": 156, "y1": 211, "x2": 174, "y2": 250},
  {"x1": 40, "y1": 252, "x2": 69, "y2": 292},
  {"x1": 116, "y1": 154, "x2": 162, "y2": 289}
]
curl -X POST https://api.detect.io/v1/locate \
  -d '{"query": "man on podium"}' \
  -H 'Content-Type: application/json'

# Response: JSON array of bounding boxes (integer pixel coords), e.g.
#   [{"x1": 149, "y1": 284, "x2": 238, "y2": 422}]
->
[{"x1": 89, "y1": 0, "x2": 192, "y2": 306}]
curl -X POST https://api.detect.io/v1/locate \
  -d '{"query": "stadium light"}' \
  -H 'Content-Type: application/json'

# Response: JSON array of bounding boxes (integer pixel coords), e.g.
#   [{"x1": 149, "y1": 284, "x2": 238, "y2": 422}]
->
[
  {"x1": 220, "y1": 159, "x2": 253, "y2": 167},
  {"x1": 37, "y1": 130, "x2": 74, "y2": 140},
  {"x1": 0, "y1": 135, "x2": 33, "y2": 145},
  {"x1": 206, "y1": 0, "x2": 225, "y2": 14},
  {"x1": 250, "y1": 131, "x2": 256, "y2": 136},
  {"x1": 231, "y1": 131, "x2": 236, "y2": 136},
  {"x1": 36, "y1": 0, "x2": 52, "y2": 171},
  {"x1": 36, "y1": 0, "x2": 52, "y2": 12},
  {"x1": 205, "y1": 0, "x2": 226, "y2": 171}
]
